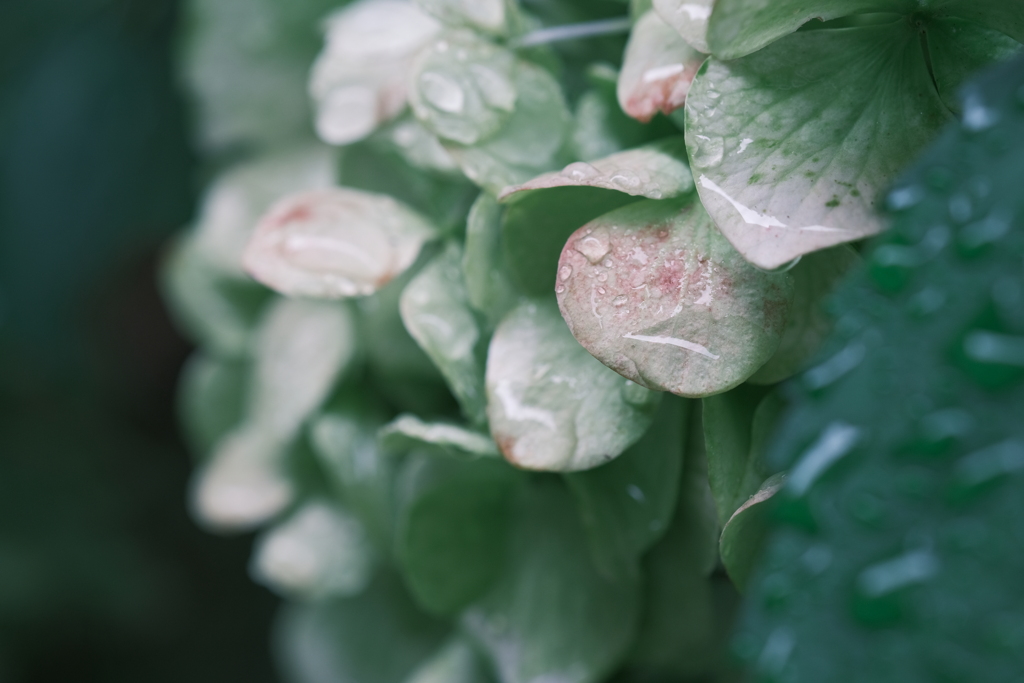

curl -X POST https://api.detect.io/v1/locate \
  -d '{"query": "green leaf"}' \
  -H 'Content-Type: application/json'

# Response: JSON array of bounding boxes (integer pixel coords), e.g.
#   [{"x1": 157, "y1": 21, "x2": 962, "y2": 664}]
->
[
  {"x1": 486, "y1": 299, "x2": 661, "y2": 471},
  {"x1": 705, "y1": 0, "x2": 911, "y2": 59},
  {"x1": 444, "y1": 59, "x2": 572, "y2": 193},
  {"x1": 685, "y1": 22, "x2": 952, "y2": 270},
  {"x1": 748, "y1": 246, "x2": 861, "y2": 385},
  {"x1": 251, "y1": 498, "x2": 374, "y2": 599},
  {"x1": 927, "y1": 0, "x2": 1024, "y2": 44},
  {"x1": 339, "y1": 132, "x2": 479, "y2": 232},
  {"x1": 702, "y1": 383, "x2": 784, "y2": 524},
  {"x1": 415, "y1": 0, "x2": 518, "y2": 35},
  {"x1": 462, "y1": 193, "x2": 521, "y2": 327},
  {"x1": 275, "y1": 572, "x2": 449, "y2": 683},
  {"x1": 652, "y1": 0, "x2": 714, "y2": 53},
  {"x1": 373, "y1": 115, "x2": 463, "y2": 175},
  {"x1": 624, "y1": 405, "x2": 737, "y2": 679},
  {"x1": 556, "y1": 197, "x2": 793, "y2": 397},
  {"x1": 396, "y1": 452, "x2": 521, "y2": 615},
  {"x1": 718, "y1": 472, "x2": 784, "y2": 591},
  {"x1": 177, "y1": 352, "x2": 251, "y2": 459},
  {"x1": 499, "y1": 136, "x2": 694, "y2": 202},
  {"x1": 738, "y1": 57, "x2": 1024, "y2": 683},
  {"x1": 926, "y1": 17, "x2": 1023, "y2": 114},
  {"x1": 400, "y1": 243, "x2": 487, "y2": 424},
  {"x1": 617, "y1": 11, "x2": 703, "y2": 123},
  {"x1": 250, "y1": 297, "x2": 358, "y2": 440},
  {"x1": 310, "y1": 0, "x2": 441, "y2": 145},
  {"x1": 380, "y1": 414, "x2": 500, "y2": 459},
  {"x1": 404, "y1": 636, "x2": 496, "y2": 683},
  {"x1": 564, "y1": 395, "x2": 690, "y2": 580},
  {"x1": 311, "y1": 408, "x2": 398, "y2": 551},
  {"x1": 243, "y1": 187, "x2": 438, "y2": 299},
  {"x1": 463, "y1": 478, "x2": 642, "y2": 683}
]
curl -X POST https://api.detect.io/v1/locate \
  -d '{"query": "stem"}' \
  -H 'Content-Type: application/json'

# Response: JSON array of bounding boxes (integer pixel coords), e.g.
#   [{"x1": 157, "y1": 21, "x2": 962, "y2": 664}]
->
[{"x1": 510, "y1": 17, "x2": 632, "y2": 49}]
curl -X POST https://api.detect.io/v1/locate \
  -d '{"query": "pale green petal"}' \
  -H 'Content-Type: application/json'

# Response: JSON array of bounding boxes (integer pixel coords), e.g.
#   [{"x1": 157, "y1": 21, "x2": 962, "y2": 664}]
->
[
  {"x1": 462, "y1": 193, "x2": 521, "y2": 326},
  {"x1": 244, "y1": 187, "x2": 438, "y2": 299},
  {"x1": 463, "y1": 479, "x2": 642, "y2": 683},
  {"x1": 557, "y1": 198, "x2": 793, "y2": 397},
  {"x1": 928, "y1": 0, "x2": 1024, "y2": 44},
  {"x1": 685, "y1": 23, "x2": 952, "y2": 269},
  {"x1": 719, "y1": 472, "x2": 785, "y2": 591},
  {"x1": 564, "y1": 395, "x2": 690, "y2": 580},
  {"x1": 310, "y1": 0, "x2": 442, "y2": 145},
  {"x1": 400, "y1": 243, "x2": 487, "y2": 424},
  {"x1": 499, "y1": 136, "x2": 694, "y2": 202},
  {"x1": 652, "y1": 0, "x2": 714, "y2": 52},
  {"x1": 396, "y1": 453, "x2": 521, "y2": 615},
  {"x1": 749, "y1": 245, "x2": 861, "y2": 384},
  {"x1": 618, "y1": 11, "x2": 704, "y2": 122},
  {"x1": 178, "y1": 352, "x2": 251, "y2": 459},
  {"x1": 926, "y1": 17, "x2": 1023, "y2": 113},
  {"x1": 380, "y1": 414, "x2": 500, "y2": 458},
  {"x1": 415, "y1": 0, "x2": 518, "y2": 35},
  {"x1": 251, "y1": 499, "x2": 374, "y2": 599},
  {"x1": 375, "y1": 115, "x2": 461, "y2": 174},
  {"x1": 486, "y1": 300, "x2": 661, "y2": 472},
  {"x1": 705, "y1": 0, "x2": 911, "y2": 59},
  {"x1": 250, "y1": 298, "x2": 357, "y2": 439}
]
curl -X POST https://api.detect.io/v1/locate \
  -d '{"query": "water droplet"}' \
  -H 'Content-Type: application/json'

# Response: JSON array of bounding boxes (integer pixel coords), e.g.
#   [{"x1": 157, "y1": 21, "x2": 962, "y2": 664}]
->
[
  {"x1": 885, "y1": 185, "x2": 924, "y2": 211},
  {"x1": 907, "y1": 287, "x2": 946, "y2": 317},
  {"x1": 962, "y1": 90, "x2": 1000, "y2": 131},
  {"x1": 558, "y1": 265, "x2": 573, "y2": 281},
  {"x1": 470, "y1": 64, "x2": 516, "y2": 111},
  {"x1": 419, "y1": 71, "x2": 465, "y2": 113},
  {"x1": 648, "y1": 189, "x2": 663, "y2": 199},
  {"x1": 574, "y1": 230, "x2": 611, "y2": 264},
  {"x1": 801, "y1": 545, "x2": 832, "y2": 575},
  {"x1": 561, "y1": 161, "x2": 600, "y2": 181},
  {"x1": 609, "y1": 171, "x2": 642, "y2": 190},
  {"x1": 959, "y1": 209, "x2": 1011, "y2": 252},
  {"x1": 786, "y1": 422, "x2": 862, "y2": 496},
  {"x1": 597, "y1": 273, "x2": 607, "y2": 282},
  {"x1": 802, "y1": 342, "x2": 866, "y2": 391},
  {"x1": 601, "y1": 258, "x2": 614, "y2": 268},
  {"x1": 597, "y1": 287, "x2": 606, "y2": 295},
  {"x1": 951, "y1": 439, "x2": 1024, "y2": 494},
  {"x1": 612, "y1": 296, "x2": 627, "y2": 307},
  {"x1": 555, "y1": 284, "x2": 565, "y2": 294},
  {"x1": 858, "y1": 549, "x2": 939, "y2": 598},
  {"x1": 964, "y1": 331, "x2": 1024, "y2": 366},
  {"x1": 691, "y1": 135, "x2": 724, "y2": 168}
]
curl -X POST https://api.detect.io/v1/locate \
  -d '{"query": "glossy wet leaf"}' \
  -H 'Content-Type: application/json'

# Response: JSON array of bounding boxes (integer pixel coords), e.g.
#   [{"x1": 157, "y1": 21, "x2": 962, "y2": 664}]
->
[
  {"x1": 250, "y1": 297, "x2": 357, "y2": 439},
  {"x1": 251, "y1": 499, "x2": 374, "y2": 599},
  {"x1": 396, "y1": 453, "x2": 521, "y2": 615},
  {"x1": 686, "y1": 22, "x2": 952, "y2": 270},
  {"x1": 178, "y1": 353, "x2": 250, "y2": 459},
  {"x1": 739, "y1": 57, "x2": 1024, "y2": 683},
  {"x1": 190, "y1": 426, "x2": 294, "y2": 531},
  {"x1": 652, "y1": 0, "x2": 713, "y2": 52},
  {"x1": 244, "y1": 187, "x2": 438, "y2": 299},
  {"x1": 625, "y1": 406, "x2": 738, "y2": 680},
  {"x1": 311, "y1": 410, "x2": 398, "y2": 550},
  {"x1": 749, "y1": 246, "x2": 861, "y2": 384},
  {"x1": 926, "y1": 18, "x2": 1023, "y2": 113},
  {"x1": 617, "y1": 11, "x2": 703, "y2": 123},
  {"x1": 499, "y1": 136, "x2": 694, "y2": 203},
  {"x1": 380, "y1": 414, "x2": 499, "y2": 459},
  {"x1": 463, "y1": 478, "x2": 642, "y2": 683},
  {"x1": 557, "y1": 197, "x2": 793, "y2": 397},
  {"x1": 275, "y1": 572, "x2": 448, "y2": 683},
  {"x1": 718, "y1": 472, "x2": 784, "y2": 592},
  {"x1": 444, "y1": 58, "x2": 571, "y2": 194},
  {"x1": 400, "y1": 243, "x2": 487, "y2": 424},
  {"x1": 404, "y1": 636, "x2": 495, "y2": 683},
  {"x1": 415, "y1": 0, "x2": 516, "y2": 35},
  {"x1": 702, "y1": 383, "x2": 783, "y2": 524},
  {"x1": 486, "y1": 300, "x2": 661, "y2": 472},
  {"x1": 564, "y1": 395, "x2": 690, "y2": 580},
  {"x1": 374, "y1": 115, "x2": 461, "y2": 175},
  {"x1": 310, "y1": 0, "x2": 441, "y2": 145},
  {"x1": 462, "y1": 193, "x2": 520, "y2": 326}
]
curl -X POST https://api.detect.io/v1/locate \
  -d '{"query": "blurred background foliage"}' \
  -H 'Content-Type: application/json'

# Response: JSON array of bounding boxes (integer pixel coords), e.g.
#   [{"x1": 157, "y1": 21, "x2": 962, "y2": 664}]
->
[{"x1": 0, "y1": 1, "x2": 280, "y2": 680}]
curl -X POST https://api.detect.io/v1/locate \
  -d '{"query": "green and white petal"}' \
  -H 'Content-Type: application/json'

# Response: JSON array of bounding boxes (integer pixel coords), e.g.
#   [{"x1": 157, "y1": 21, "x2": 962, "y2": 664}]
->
[
  {"x1": 556, "y1": 198, "x2": 793, "y2": 398},
  {"x1": 705, "y1": 0, "x2": 911, "y2": 59},
  {"x1": 652, "y1": 0, "x2": 714, "y2": 52},
  {"x1": 415, "y1": 0, "x2": 517, "y2": 35},
  {"x1": 380, "y1": 414, "x2": 499, "y2": 459},
  {"x1": 685, "y1": 23, "x2": 952, "y2": 269},
  {"x1": 244, "y1": 187, "x2": 438, "y2": 299},
  {"x1": 251, "y1": 499, "x2": 374, "y2": 599},
  {"x1": 926, "y1": 17, "x2": 1023, "y2": 114},
  {"x1": 462, "y1": 193, "x2": 521, "y2": 326},
  {"x1": 400, "y1": 243, "x2": 487, "y2": 424},
  {"x1": 499, "y1": 136, "x2": 694, "y2": 202},
  {"x1": 178, "y1": 352, "x2": 251, "y2": 458},
  {"x1": 719, "y1": 472, "x2": 785, "y2": 591},
  {"x1": 250, "y1": 298, "x2": 357, "y2": 439},
  {"x1": 486, "y1": 300, "x2": 661, "y2": 472},
  {"x1": 618, "y1": 11, "x2": 704, "y2": 123},
  {"x1": 310, "y1": 0, "x2": 442, "y2": 145}
]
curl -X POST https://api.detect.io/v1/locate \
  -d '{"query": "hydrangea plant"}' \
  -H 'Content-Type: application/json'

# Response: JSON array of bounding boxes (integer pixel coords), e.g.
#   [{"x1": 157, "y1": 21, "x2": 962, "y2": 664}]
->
[{"x1": 163, "y1": 0, "x2": 1022, "y2": 681}]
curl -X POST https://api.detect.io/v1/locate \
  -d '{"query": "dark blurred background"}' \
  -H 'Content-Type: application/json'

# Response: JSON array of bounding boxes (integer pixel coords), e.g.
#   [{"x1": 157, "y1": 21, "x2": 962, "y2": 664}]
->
[{"x1": 0, "y1": 1, "x2": 278, "y2": 680}]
